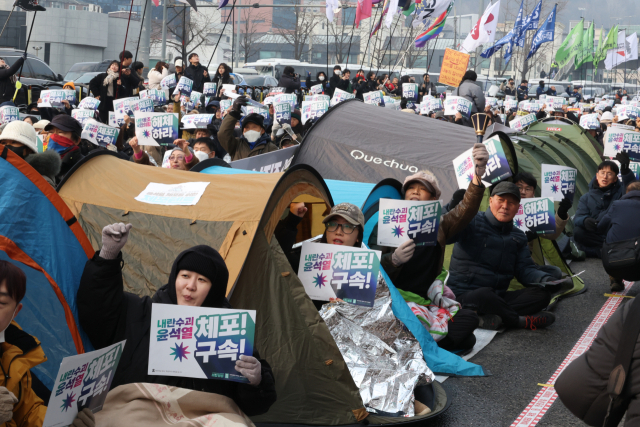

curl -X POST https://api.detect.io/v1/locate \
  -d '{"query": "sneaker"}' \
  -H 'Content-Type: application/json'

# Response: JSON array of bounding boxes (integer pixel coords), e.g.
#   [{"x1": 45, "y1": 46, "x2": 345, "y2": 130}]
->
[
  {"x1": 610, "y1": 276, "x2": 625, "y2": 292},
  {"x1": 478, "y1": 314, "x2": 503, "y2": 330},
  {"x1": 522, "y1": 311, "x2": 556, "y2": 331}
]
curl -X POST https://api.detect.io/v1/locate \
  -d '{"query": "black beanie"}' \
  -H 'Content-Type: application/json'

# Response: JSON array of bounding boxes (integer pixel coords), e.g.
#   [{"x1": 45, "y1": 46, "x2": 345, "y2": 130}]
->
[{"x1": 241, "y1": 113, "x2": 265, "y2": 132}]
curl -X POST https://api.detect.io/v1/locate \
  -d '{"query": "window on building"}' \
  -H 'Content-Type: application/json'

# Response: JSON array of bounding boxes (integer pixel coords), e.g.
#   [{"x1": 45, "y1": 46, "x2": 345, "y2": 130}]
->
[
  {"x1": 53, "y1": 3, "x2": 61, "y2": 8},
  {"x1": 273, "y1": 0, "x2": 295, "y2": 30},
  {"x1": 439, "y1": 55, "x2": 444, "y2": 66},
  {"x1": 252, "y1": 19, "x2": 265, "y2": 23},
  {"x1": 69, "y1": 5, "x2": 76, "y2": 10},
  {"x1": 83, "y1": 6, "x2": 87, "y2": 10}
]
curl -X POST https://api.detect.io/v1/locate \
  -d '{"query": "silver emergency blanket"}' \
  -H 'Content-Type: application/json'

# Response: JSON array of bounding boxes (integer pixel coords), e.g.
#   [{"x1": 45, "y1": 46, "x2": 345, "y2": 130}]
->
[{"x1": 319, "y1": 275, "x2": 435, "y2": 416}]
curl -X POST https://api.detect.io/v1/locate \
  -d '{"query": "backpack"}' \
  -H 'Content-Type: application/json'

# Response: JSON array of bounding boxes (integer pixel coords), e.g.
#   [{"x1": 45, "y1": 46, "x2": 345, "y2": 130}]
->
[{"x1": 602, "y1": 237, "x2": 640, "y2": 282}]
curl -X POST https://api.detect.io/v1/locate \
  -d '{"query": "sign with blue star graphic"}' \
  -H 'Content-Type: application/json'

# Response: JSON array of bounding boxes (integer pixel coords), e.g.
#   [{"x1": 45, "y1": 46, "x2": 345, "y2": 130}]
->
[
  {"x1": 377, "y1": 198, "x2": 442, "y2": 247},
  {"x1": 513, "y1": 197, "x2": 556, "y2": 235},
  {"x1": 541, "y1": 164, "x2": 577, "y2": 202}
]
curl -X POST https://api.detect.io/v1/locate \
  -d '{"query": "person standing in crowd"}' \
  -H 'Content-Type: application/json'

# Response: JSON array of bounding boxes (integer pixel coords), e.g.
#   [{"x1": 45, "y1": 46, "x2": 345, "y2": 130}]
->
[
  {"x1": 117, "y1": 50, "x2": 141, "y2": 99},
  {"x1": 327, "y1": 65, "x2": 343, "y2": 98},
  {"x1": 501, "y1": 78, "x2": 516, "y2": 97},
  {"x1": 185, "y1": 53, "x2": 210, "y2": 93},
  {"x1": 536, "y1": 80, "x2": 547, "y2": 98},
  {"x1": 305, "y1": 71, "x2": 329, "y2": 93},
  {"x1": 517, "y1": 80, "x2": 529, "y2": 102},
  {"x1": 277, "y1": 66, "x2": 300, "y2": 94},
  {"x1": 338, "y1": 69, "x2": 352, "y2": 93},
  {"x1": 211, "y1": 63, "x2": 233, "y2": 98},
  {"x1": 131, "y1": 61, "x2": 145, "y2": 93},
  {"x1": 547, "y1": 85, "x2": 557, "y2": 96},
  {"x1": 419, "y1": 74, "x2": 437, "y2": 101},
  {"x1": 0, "y1": 53, "x2": 25, "y2": 105},
  {"x1": 572, "y1": 86, "x2": 583, "y2": 103},
  {"x1": 173, "y1": 58, "x2": 185, "y2": 82},
  {"x1": 148, "y1": 61, "x2": 169, "y2": 90},
  {"x1": 550, "y1": 61, "x2": 559, "y2": 78},
  {"x1": 95, "y1": 60, "x2": 120, "y2": 123},
  {"x1": 452, "y1": 71, "x2": 485, "y2": 114}
]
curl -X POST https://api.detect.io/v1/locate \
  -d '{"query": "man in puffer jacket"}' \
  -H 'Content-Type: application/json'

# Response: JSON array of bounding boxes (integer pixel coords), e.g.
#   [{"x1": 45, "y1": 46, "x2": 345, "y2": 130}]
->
[
  {"x1": 277, "y1": 66, "x2": 300, "y2": 94},
  {"x1": 447, "y1": 182, "x2": 561, "y2": 331},
  {"x1": 452, "y1": 70, "x2": 485, "y2": 114}
]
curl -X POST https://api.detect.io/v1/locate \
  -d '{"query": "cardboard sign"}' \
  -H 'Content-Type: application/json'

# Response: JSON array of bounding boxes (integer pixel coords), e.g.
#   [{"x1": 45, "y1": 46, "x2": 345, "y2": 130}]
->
[
  {"x1": 0, "y1": 106, "x2": 18, "y2": 124},
  {"x1": 161, "y1": 74, "x2": 177, "y2": 89},
  {"x1": 148, "y1": 304, "x2": 255, "y2": 383},
  {"x1": 438, "y1": 48, "x2": 470, "y2": 87},
  {"x1": 80, "y1": 119, "x2": 119, "y2": 147},
  {"x1": 39, "y1": 90, "x2": 67, "y2": 108},
  {"x1": 135, "y1": 182, "x2": 210, "y2": 205},
  {"x1": 230, "y1": 145, "x2": 298, "y2": 173},
  {"x1": 274, "y1": 102, "x2": 292, "y2": 125},
  {"x1": 113, "y1": 96, "x2": 138, "y2": 121},
  {"x1": 301, "y1": 100, "x2": 329, "y2": 125},
  {"x1": 141, "y1": 89, "x2": 170, "y2": 106},
  {"x1": 331, "y1": 88, "x2": 355, "y2": 106},
  {"x1": 541, "y1": 164, "x2": 577, "y2": 202},
  {"x1": 504, "y1": 99, "x2": 518, "y2": 111},
  {"x1": 513, "y1": 197, "x2": 557, "y2": 235},
  {"x1": 181, "y1": 114, "x2": 214, "y2": 129},
  {"x1": 77, "y1": 97, "x2": 100, "y2": 110},
  {"x1": 274, "y1": 93, "x2": 297, "y2": 110},
  {"x1": 604, "y1": 128, "x2": 640, "y2": 160},
  {"x1": 298, "y1": 242, "x2": 380, "y2": 307},
  {"x1": 452, "y1": 135, "x2": 512, "y2": 189},
  {"x1": 310, "y1": 84, "x2": 324, "y2": 95},
  {"x1": 443, "y1": 96, "x2": 472, "y2": 118},
  {"x1": 43, "y1": 341, "x2": 125, "y2": 427},
  {"x1": 486, "y1": 97, "x2": 498, "y2": 107},
  {"x1": 509, "y1": 113, "x2": 538, "y2": 131},
  {"x1": 134, "y1": 112, "x2": 179, "y2": 146},
  {"x1": 522, "y1": 103, "x2": 541, "y2": 113},
  {"x1": 71, "y1": 109, "x2": 94, "y2": 126},
  {"x1": 579, "y1": 113, "x2": 600, "y2": 130},
  {"x1": 175, "y1": 76, "x2": 194, "y2": 96},
  {"x1": 402, "y1": 83, "x2": 419, "y2": 102},
  {"x1": 363, "y1": 91, "x2": 383, "y2": 106},
  {"x1": 377, "y1": 199, "x2": 442, "y2": 247},
  {"x1": 203, "y1": 82, "x2": 218, "y2": 96}
]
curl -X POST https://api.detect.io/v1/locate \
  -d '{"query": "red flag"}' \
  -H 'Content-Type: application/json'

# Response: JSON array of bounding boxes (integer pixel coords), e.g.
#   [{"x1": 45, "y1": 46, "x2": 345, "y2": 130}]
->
[{"x1": 355, "y1": 0, "x2": 373, "y2": 28}]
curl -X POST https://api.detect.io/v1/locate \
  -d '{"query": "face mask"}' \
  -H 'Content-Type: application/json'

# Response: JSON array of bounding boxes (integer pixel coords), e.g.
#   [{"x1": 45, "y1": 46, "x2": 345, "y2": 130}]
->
[
  {"x1": 335, "y1": 70, "x2": 341, "y2": 76},
  {"x1": 244, "y1": 130, "x2": 262, "y2": 143},
  {"x1": 319, "y1": 76, "x2": 325, "y2": 81},
  {"x1": 6, "y1": 145, "x2": 27, "y2": 159}
]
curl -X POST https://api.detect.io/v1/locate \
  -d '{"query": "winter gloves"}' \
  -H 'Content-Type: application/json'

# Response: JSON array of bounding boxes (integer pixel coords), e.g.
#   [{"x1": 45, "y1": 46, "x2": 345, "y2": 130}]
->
[
  {"x1": 100, "y1": 223, "x2": 133, "y2": 260},
  {"x1": 525, "y1": 231, "x2": 538, "y2": 242},
  {"x1": 584, "y1": 218, "x2": 599, "y2": 232},
  {"x1": 472, "y1": 143, "x2": 489, "y2": 178},
  {"x1": 615, "y1": 151, "x2": 631, "y2": 175},
  {"x1": 447, "y1": 189, "x2": 467, "y2": 211},
  {"x1": 232, "y1": 96, "x2": 248, "y2": 113},
  {"x1": 271, "y1": 119, "x2": 281, "y2": 140},
  {"x1": 557, "y1": 196, "x2": 573, "y2": 221},
  {"x1": 391, "y1": 240, "x2": 416, "y2": 267},
  {"x1": 235, "y1": 355, "x2": 262, "y2": 386},
  {"x1": 72, "y1": 409, "x2": 96, "y2": 427},
  {"x1": 0, "y1": 387, "x2": 17, "y2": 424}
]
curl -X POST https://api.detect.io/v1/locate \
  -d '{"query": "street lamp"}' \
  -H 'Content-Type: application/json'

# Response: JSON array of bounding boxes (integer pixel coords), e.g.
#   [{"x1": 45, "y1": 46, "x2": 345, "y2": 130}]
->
[{"x1": 32, "y1": 46, "x2": 42, "y2": 59}]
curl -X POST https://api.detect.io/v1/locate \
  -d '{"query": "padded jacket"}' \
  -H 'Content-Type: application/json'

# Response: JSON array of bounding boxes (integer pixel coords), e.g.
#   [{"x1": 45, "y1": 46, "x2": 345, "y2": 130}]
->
[
  {"x1": 452, "y1": 79, "x2": 486, "y2": 113},
  {"x1": 598, "y1": 190, "x2": 640, "y2": 244},
  {"x1": 218, "y1": 111, "x2": 278, "y2": 161},
  {"x1": 574, "y1": 172, "x2": 636, "y2": 228}
]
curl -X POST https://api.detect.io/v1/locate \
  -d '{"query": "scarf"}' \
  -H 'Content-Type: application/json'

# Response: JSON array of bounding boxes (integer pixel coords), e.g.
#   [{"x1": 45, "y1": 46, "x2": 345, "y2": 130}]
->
[
  {"x1": 103, "y1": 69, "x2": 118, "y2": 86},
  {"x1": 0, "y1": 64, "x2": 16, "y2": 84},
  {"x1": 47, "y1": 133, "x2": 77, "y2": 155}
]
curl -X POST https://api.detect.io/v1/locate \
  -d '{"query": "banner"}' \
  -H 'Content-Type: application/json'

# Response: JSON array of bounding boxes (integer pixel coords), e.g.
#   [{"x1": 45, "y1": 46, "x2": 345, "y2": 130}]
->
[
  {"x1": 377, "y1": 198, "x2": 442, "y2": 247},
  {"x1": 203, "y1": 82, "x2": 218, "y2": 96},
  {"x1": 331, "y1": 88, "x2": 355, "y2": 106},
  {"x1": 134, "y1": 112, "x2": 179, "y2": 147},
  {"x1": 298, "y1": 242, "x2": 380, "y2": 307},
  {"x1": 81, "y1": 119, "x2": 119, "y2": 147},
  {"x1": 181, "y1": 114, "x2": 214, "y2": 129},
  {"x1": 274, "y1": 102, "x2": 292, "y2": 125},
  {"x1": 176, "y1": 76, "x2": 194, "y2": 96},
  {"x1": 148, "y1": 304, "x2": 255, "y2": 383},
  {"x1": 113, "y1": 96, "x2": 138, "y2": 121},
  {"x1": 541, "y1": 164, "x2": 577, "y2": 202},
  {"x1": 230, "y1": 145, "x2": 298, "y2": 173},
  {"x1": 438, "y1": 48, "x2": 470, "y2": 87},
  {"x1": 38, "y1": 90, "x2": 67, "y2": 108},
  {"x1": 301, "y1": 100, "x2": 329, "y2": 125},
  {"x1": 402, "y1": 83, "x2": 418, "y2": 102},
  {"x1": 71, "y1": 109, "x2": 94, "y2": 126},
  {"x1": 443, "y1": 96, "x2": 473, "y2": 118},
  {"x1": 43, "y1": 341, "x2": 125, "y2": 427},
  {"x1": 78, "y1": 97, "x2": 100, "y2": 110},
  {"x1": 509, "y1": 113, "x2": 538, "y2": 131},
  {"x1": 513, "y1": 197, "x2": 557, "y2": 235},
  {"x1": 161, "y1": 74, "x2": 177, "y2": 89},
  {"x1": 310, "y1": 84, "x2": 324, "y2": 95},
  {"x1": 363, "y1": 91, "x2": 384, "y2": 106},
  {"x1": 603, "y1": 128, "x2": 640, "y2": 160},
  {"x1": 0, "y1": 106, "x2": 18, "y2": 124},
  {"x1": 453, "y1": 135, "x2": 512, "y2": 189}
]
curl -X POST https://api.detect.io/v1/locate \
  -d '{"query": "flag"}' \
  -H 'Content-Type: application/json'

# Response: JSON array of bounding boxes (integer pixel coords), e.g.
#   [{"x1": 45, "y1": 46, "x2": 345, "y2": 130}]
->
[
  {"x1": 412, "y1": 0, "x2": 452, "y2": 27},
  {"x1": 605, "y1": 30, "x2": 626, "y2": 70},
  {"x1": 16, "y1": 0, "x2": 46, "y2": 11},
  {"x1": 326, "y1": 0, "x2": 340, "y2": 22},
  {"x1": 385, "y1": 0, "x2": 400, "y2": 28},
  {"x1": 575, "y1": 21, "x2": 594, "y2": 68},
  {"x1": 402, "y1": 0, "x2": 415, "y2": 16},
  {"x1": 504, "y1": 0, "x2": 524, "y2": 65},
  {"x1": 414, "y1": 1, "x2": 453, "y2": 48},
  {"x1": 555, "y1": 18, "x2": 583, "y2": 68},
  {"x1": 217, "y1": 0, "x2": 227, "y2": 9},
  {"x1": 626, "y1": 33, "x2": 638, "y2": 62},
  {"x1": 178, "y1": 0, "x2": 197, "y2": 11},
  {"x1": 370, "y1": 0, "x2": 389, "y2": 37},
  {"x1": 593, "y1": 26, "x2": 605, "y2": 74},
  {"x1": 595, "y1": 25, "x2": 618, "y2": 68},
  {"x1": 515, "y1": 0, "x2": 541, "y2": 47},
  {"x1": 460, "y1": 0, "x2": 500, "y2": 54},
  {"x1": 355, "y1": 0, "x2": 373, "y2": 28},
  {"x1": 526, "y1": 4, "x2": 556, "y2": 60},
  {"x1": 481, "y1": 30, "x2": 513, "y2": 58}
]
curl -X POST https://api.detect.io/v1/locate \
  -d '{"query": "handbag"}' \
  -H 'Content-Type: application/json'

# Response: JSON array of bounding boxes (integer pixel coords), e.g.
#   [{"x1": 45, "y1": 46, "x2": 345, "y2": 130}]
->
[{"x1": 602, "y1": 237, "x2": 640, "y2": 270}]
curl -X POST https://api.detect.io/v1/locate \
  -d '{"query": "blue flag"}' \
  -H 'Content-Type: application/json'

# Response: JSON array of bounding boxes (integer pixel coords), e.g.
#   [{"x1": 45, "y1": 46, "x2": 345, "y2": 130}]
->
[
  {"x1": 504, "y1": 0, "x2": 524, "y2": 64},
  {"x1": 218, "y1": 0, "x2": 228, "y2": 8},
  {"x1": 481, "y1": 30, "x2": 514, "y2": 59},
  {"x1": 515, "y1": 0, "x2": 542, "y2": 47},
  {"x1": 526, "y1": 4, "x2": 557, "y2": 60}
]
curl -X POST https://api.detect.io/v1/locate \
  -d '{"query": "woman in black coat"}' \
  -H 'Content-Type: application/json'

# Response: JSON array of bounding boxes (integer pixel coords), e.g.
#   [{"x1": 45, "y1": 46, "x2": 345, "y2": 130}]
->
[
  {"x1": 212, "y1": 62, "x2": 233, "y2": 98},
  {"x1": 277, "y1": 66, "x2": 300, "y2": 94},
  {"x1": 0, "y1": 53, "x2": 25, "y2": 104},
  {"x1": 305, "y1": 71, "x2": 328, "y2": 94}
]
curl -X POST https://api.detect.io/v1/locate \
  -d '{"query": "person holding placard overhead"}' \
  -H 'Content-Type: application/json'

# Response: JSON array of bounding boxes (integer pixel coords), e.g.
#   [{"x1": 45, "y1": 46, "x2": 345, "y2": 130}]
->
[
  {"x1": 452, "y1": 71, "x2": 485, "y2": 115},
  {"x1": 77, "y1": 224, "x2": 277, "y2": 416}
]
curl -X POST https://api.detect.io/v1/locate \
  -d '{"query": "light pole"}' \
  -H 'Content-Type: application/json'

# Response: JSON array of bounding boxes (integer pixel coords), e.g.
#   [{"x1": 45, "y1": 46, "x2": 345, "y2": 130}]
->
[{"x1": 32, "y1": 45, "x2": 41, "y2": 59}]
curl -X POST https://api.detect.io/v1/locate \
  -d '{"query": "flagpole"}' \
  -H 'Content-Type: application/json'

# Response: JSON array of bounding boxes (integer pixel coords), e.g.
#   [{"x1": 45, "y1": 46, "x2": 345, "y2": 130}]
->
[
  {"x1": 360, "y1": 4, "x2": 381, "y2": 70},
  {"x1": 206, "y1": 0, "x2": 238, "y2": 69}
]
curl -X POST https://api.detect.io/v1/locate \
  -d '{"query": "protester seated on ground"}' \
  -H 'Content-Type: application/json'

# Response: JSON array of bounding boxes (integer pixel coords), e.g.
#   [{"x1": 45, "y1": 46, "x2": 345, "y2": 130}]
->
[
  {"x1": 77, "y1": 224, "x2": 277, "y2": 416},
  {"x1": 44, "y1": 114, "x2": 84, "y2": 180},
  {"x1": 218, "y1": 96, "x2": 278, "y2": 161},
  {"x1": 447, "y1": 181, "x2": 564, "y2": 331},
  {"x1": 596, "y1": 181, "x2": 640, "y2": 291},
  {"x1": 193, "y1": 137, "x2": 217, "y2": 160},
  {"x1": 574, "y1": 153, "x2": 636, "y2": 260}
]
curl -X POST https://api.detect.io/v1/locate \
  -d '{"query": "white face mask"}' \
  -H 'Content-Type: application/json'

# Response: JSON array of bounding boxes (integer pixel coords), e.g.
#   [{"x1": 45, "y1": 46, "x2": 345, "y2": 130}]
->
[
  {"x1": 244, "y1": 130, "x2": 262, "y2": 143},
  {"x1": 335, "y1": 70, "x2": 341, "y2": 76},
  {"x1": 319, "y1": 76, "x2": 325, "y2": 81}
]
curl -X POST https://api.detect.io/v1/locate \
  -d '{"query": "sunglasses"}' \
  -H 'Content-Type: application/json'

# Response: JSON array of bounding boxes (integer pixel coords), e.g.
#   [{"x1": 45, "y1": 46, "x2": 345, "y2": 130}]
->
[{"x1": 325, "y1": 221, "x2": 357, "y2": 234}]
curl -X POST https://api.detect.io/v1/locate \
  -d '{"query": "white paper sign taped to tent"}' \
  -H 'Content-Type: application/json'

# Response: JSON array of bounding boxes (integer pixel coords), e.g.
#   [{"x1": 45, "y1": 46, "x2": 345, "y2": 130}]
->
[
  {"x1": 331, "y1": 88, "x2": 355, "y2": 106},
  {"x1": 377, "y1": 199, "x2": 442, "y2": 247},
  {"x1": 604, "y1": 128, "x2": 640, "y2": 160},
  {"x1": 443, "y1": 96, "x2": 472, "y2": 118},
  {"x1": 135, "y1": 182, "x2": 210, "y2": 205},
  {"x1": 541, "y1": 164, "x2": 577, "y2": 202}
]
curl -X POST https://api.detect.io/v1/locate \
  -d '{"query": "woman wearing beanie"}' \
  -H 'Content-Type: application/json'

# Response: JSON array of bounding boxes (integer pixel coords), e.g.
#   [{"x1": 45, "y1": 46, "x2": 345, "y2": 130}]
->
[{"x1": 77, "y1": 224, "x2": 277, "y2": 416}]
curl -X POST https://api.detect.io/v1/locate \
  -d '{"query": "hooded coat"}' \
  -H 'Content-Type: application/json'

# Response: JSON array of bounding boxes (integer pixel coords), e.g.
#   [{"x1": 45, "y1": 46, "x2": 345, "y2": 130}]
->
[
  {"x1": 77, "y1": 246, "x2": 277, "y2": 417},
  {"x1": 218, "y1": 111, "x2": 279, "y2": 161},
  {"x1": 185, "y1": 63, "x2": 211, "y2": 93},
  {"x1": 598, "y1": 190, "x2": 640, "y2": 244},
  {"x1": 452, "y1": 79, "x2": 486, "y2": 113},
  {"x1": 305, "y1": 72, "x2": 329, "y2": 94},
  {"x1": 574, "y1": 172, "x2": 636, "y2": 229},
  {"x1": 277, "y1": 72, "x2": 300, "y2": 94}
]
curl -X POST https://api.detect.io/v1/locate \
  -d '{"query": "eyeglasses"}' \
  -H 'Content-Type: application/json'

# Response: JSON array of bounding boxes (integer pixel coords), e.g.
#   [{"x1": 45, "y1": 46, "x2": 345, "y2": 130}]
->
[
  {"x1": 598, "y1": 170, "x2": 616, "y2": 178},
  {"x1": 325, "y1": 221, "x2": 357, "y2": 234},
  {"x1": 169, "y1": 155, "x2": 185, "y2": 162}
]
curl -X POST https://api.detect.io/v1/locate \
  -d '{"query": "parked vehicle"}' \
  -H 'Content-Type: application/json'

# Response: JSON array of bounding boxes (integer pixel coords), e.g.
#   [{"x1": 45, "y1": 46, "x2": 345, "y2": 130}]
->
[
  {"x1": 0, "y1": 49, "x2": 65, "y2": 107},
  {"x1": 63, "y1": 60, "x2": 113, "y2": 82}
]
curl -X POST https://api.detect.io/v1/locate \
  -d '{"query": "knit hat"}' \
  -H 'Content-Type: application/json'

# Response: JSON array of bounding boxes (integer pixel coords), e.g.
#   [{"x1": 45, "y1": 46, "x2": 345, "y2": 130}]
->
[
  {"x1": 0, "y1": 120, "x2": 38, "y2": 153},
  {"x1": 241, "y1": 113, "x2": 265, "y2": 132},
  {"x1": 33, "y1": 120, "x2": 50, "y2": 130},
  {"x1": 402, "y1": 171, "x2": 442, "y2": 199},
  {"x1": 600, "y1": 111, "x2": 614, "y2": 124},
  {"x1": 63, "y1": 81, "x2": 76, "y2": 91},
  {"x1": 291, "y1": 109, "x2": 301, "y2": 123}
]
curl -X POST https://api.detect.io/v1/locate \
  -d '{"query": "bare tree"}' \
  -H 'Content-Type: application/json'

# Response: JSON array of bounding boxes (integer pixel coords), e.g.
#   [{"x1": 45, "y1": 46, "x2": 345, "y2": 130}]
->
[
  {"x1": 239, "y1": 7, "x2": 270, "y2": 63},
  {"x1": 326, "y1": 2, "x2": 361, "y2": 63},
  {"x1": 272, "y1": 0, "x2": 321, "y2": 61},
  {"x1": 150, "y1": 6, "x2": 221, "y2": 59}
]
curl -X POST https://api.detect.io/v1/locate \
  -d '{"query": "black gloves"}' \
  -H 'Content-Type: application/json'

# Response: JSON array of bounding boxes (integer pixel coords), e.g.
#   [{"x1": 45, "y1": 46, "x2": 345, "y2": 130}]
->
[
  {"x1": 584, "y1": 217, "x2": 599, "y2": 232},
  {"x1": 448, "y1": 189, "x2": 467, "y2": 211},
  {"x1": 21, "y1": 51, "x2": 27, "y2": 60},
  {"x1": 557, "y1": 196, "x2": 572, "y2": 221},
  {"x1": 232, "y1": 96, "x2": 248, "y2": 113},
  {"x1": 615, "y1": 151, "x2": 631, "y2": 175},
  {"x1": 525, "y1": 231, "x2": 538, "y2": 242}
]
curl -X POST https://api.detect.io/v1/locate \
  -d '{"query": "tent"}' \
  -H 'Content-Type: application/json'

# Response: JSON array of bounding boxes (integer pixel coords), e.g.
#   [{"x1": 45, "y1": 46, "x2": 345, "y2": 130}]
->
[
  {"x1": 57, "y1": 151, "x2": 450, "y2": 425},
  {"x1": 0, "y1": 144, "x2": 95, "y2": 390},
  {"x1": 293, "y1": 99, "x2": 478, "y2": 201}
]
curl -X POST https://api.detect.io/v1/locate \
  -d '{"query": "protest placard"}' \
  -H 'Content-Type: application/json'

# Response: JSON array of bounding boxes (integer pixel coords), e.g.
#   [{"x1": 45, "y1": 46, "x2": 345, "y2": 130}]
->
[
  {"x1": 504, "y1": 99, "x2": 518, "y2": 112},
  {"x1": 141, "y1": 89, "x2": 170, "y2": 106},
  {"x1": 39, "y1": 90, "x2": 67, "y2": 108},
  {"x1": 486, "y1": 97, "x2": 498, "y2": 107},
  {"x1": 509, "y1": 113, "x2": 538, "y2": 131},
  {"x1": 438, "y1": 48, "x2": 470, "y2": 87},
  {"x1": 189, "y1": 91, "x2": 202, "y2": 108},
  {"x1": 43, "y1": 341, "x2": 125, "y2": 427},
  {"x1": 220, "y1": 99, "x2": 232, "y2": 112},
  {"x1": 426, "y1": 98, "x2": 443, "y2": 113},
  {"x1": 513, "y1": 197, "x2": 557, "y2": 235},
  {"x1": 331, "y1": 88, "x2": 355, "y2": 106},
  {"x1": 131, "y1": 98, "x2": 154, "y2": 114},
  {"x1": 230, "y1": 145, "x2": 297, "y2": 173},
  {"x1": 541, "y1": 164, "x2": 577, "y2": 202},
  {"x1": 113, "y1": 96, "x2": 138, "y2": 121},
  {"x1": 377, "y1": 199, "x2": 442, "y2": 247},
  {"x1": 78, "y1": 97, "x2": 100, "y2": 110},
  {"x1": 181, "y1": 114, "x2": 215, "y2": 129},
  {"x1": 274, "y1": 102, "x2": 292, "y2": 125},
  {"x1": 617, "y1": 105, "x2": 639, "y2": 121},
  {"x1": 63, "y1": 89, "x2": 77, "y2": 105},
  {"x1": 135, "y1": 182, "x2": 210, "y2": 205},
  {"x1": 579, "y1": 113, "x2": 600, "y2": 130},
  {"x1": 148, "y1": 304, "x2": 255, "y2": 383},
  {"x1": 274, "y1": 93, "x2": 297, "y2": 110},
  {"x1": 0, "y1": 106, "x2": 18, "y2": 124},
  {"x1": 603, "y1": 127, "x2": 640, "y2": 160},
  {"x1": 301, "y1": 100, "x2": 329, "y2": 124},
  {"x1": 298, "y1": 242, "x2": 380, "y2": 307},
  {"x1": 522, "y1": 103, "x2": 541, "y2": 113},
  {"x1": 613, "y1": 160, "x2": 640, "y2": 180},
  {"x1": 402, "y1": 83, "x2": 419, "y2": 102},
  {"x1": 81, "y1": 119, "x2": 119, "y2": 147},
  {"x1": 443, "y1": 96, "x2": 472, "y2": 118},
  {"x1": 203, "y1": 82, "x2": 218, "y2": 96},
  {"x1": 243, "y1": 105, "x2": 269, "y2": 120},
  {"x1": 611, "y1": 122, "x2": 636, "y2": 131},
  {"x1": 363, "y1": 91, "x2": 383, "y2": 106},
  {"x1": 134, "y1": 112, "x2": 179, "y2": 146},
  {"x1": 71, "y1": 109, "x2": 94, "y2": 126},
  {"x1": 452, "y1": 135, "x2": 512, "y2": 189},
  {"x1": 269, "y1": 87, "x2": 285, "y2": 95},
  {"x1": 310, "y1": 84, "x2": 324, "y2": 94},
  {"x1": 305, "y1": 94, "x2": 330, "y2": 102},
  {"x1": 176, "y1": 76, "x2": 194, "y2": 96},
  {"x1": 161, "y1": 74, "x2": 177, "y2": 89}
]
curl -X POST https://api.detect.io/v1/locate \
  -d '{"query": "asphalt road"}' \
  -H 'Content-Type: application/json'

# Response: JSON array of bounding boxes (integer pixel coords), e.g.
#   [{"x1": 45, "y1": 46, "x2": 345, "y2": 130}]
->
[{"x1": 427, "y1": 258, "x2": 635, "y2": 427}]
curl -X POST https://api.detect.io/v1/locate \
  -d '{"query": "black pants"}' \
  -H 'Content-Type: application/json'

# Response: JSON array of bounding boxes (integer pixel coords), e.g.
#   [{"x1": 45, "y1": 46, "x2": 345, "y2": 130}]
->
[
  {"x1": 574, "y1": 225, "x2": 605, "y2": 258},
  {"x1": 437, "y1": 309, "x2": 479, "y2": 352},
  {"x1": 458, "y1": 287, "x2": 551, "y2": 328}
]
